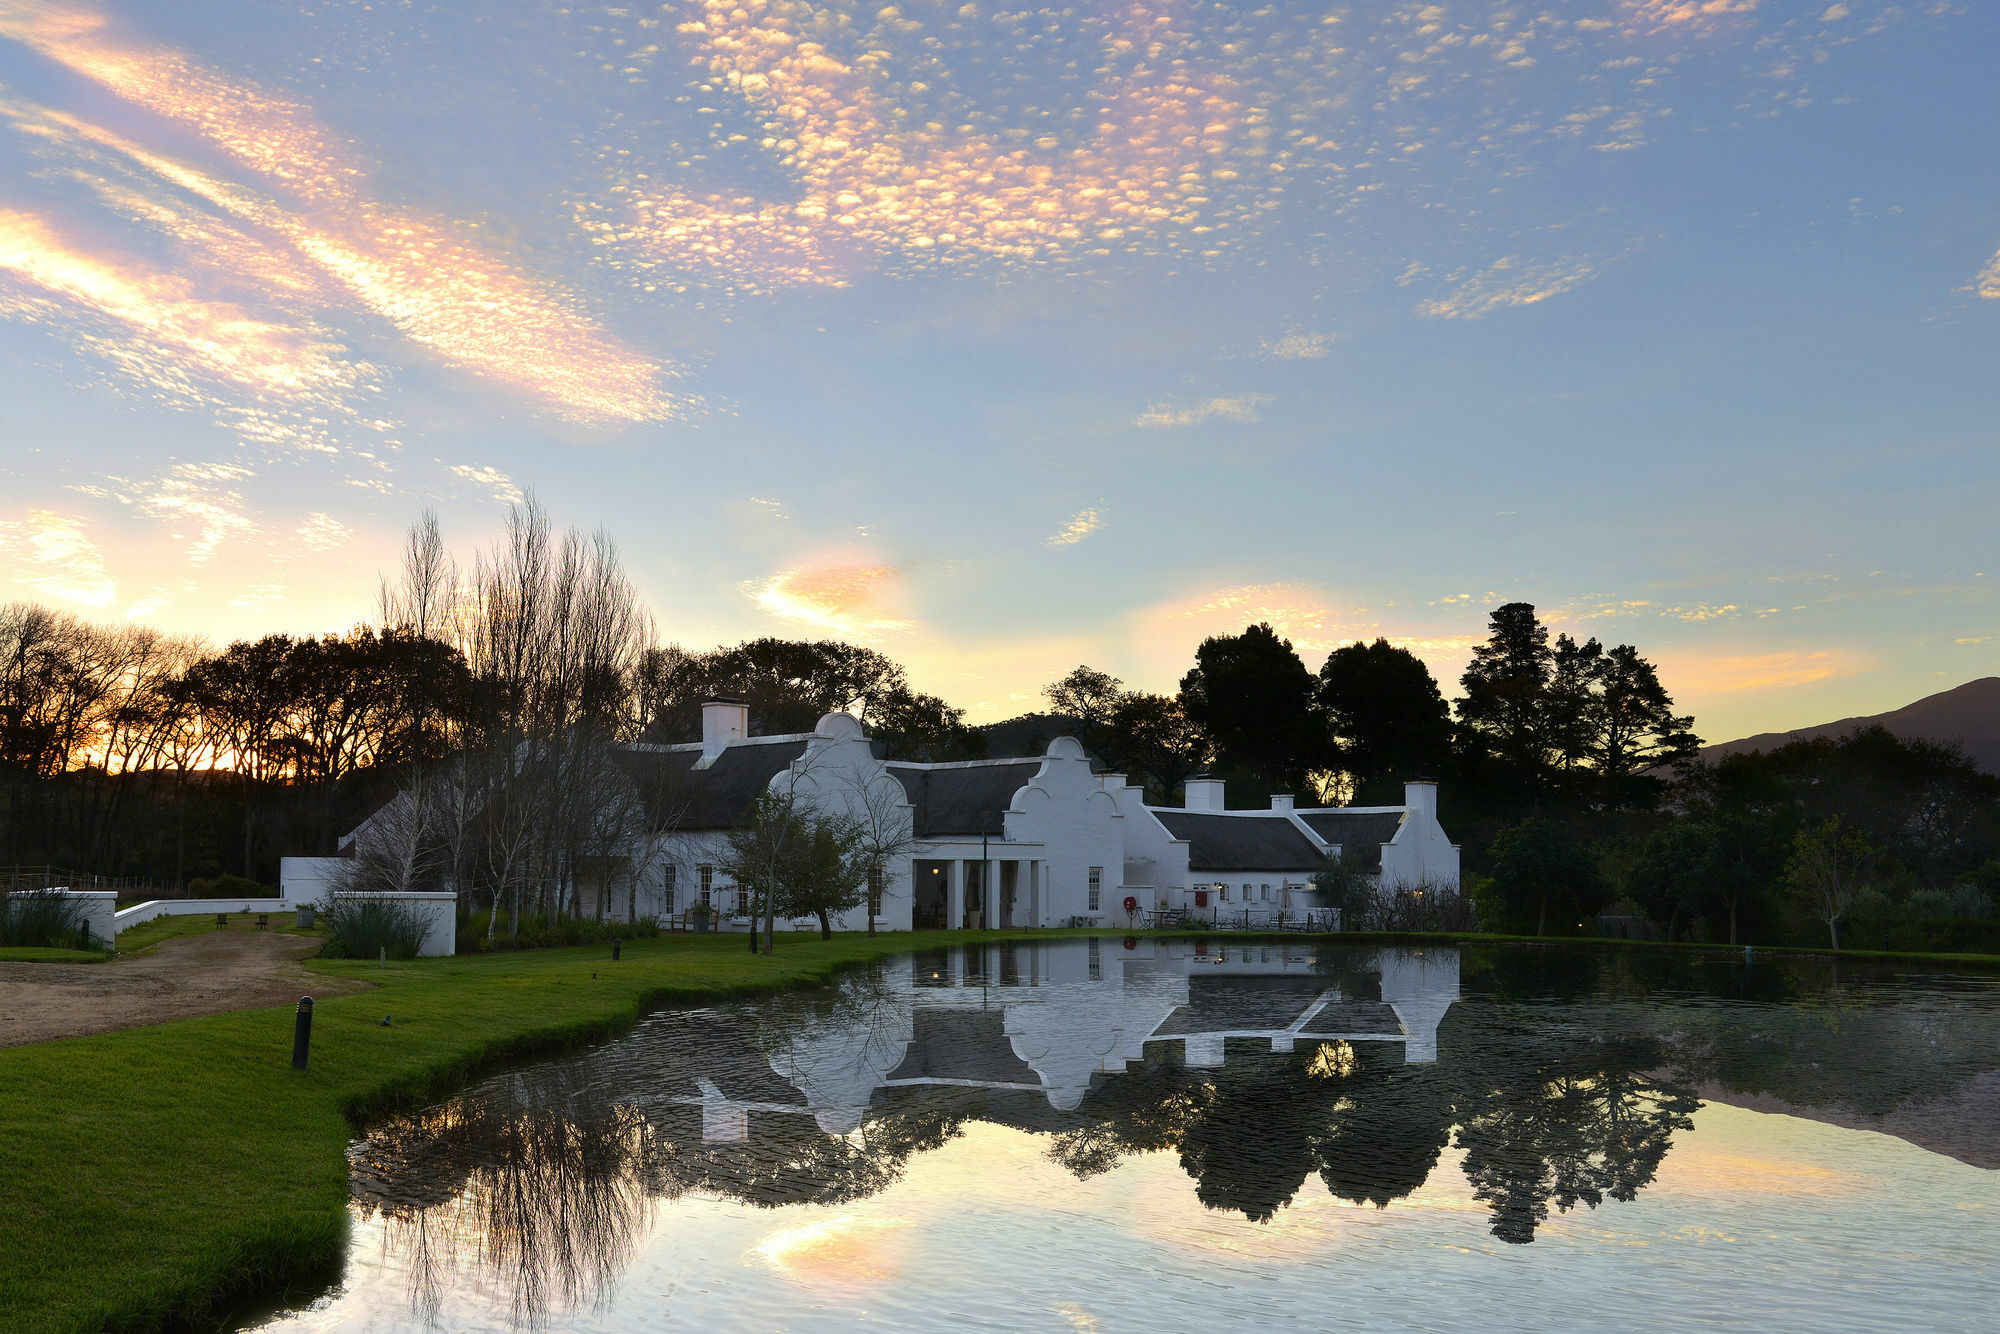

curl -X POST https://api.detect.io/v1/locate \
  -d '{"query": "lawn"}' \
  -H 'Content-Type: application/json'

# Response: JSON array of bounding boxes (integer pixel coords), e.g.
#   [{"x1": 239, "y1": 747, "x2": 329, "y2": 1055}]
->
[
  {"x1": 0, "y1": 928, "x2": 1051, "y2": 1334},
  {"x1": 0, "y1": 946, "x2": 108, "y2": 963},
  {"x1": 111, "y1": 912, "x2": 319, "y2": 956},
  {"x1": 5, "y1": 925, "x2": 1996, "y2": 1334}
]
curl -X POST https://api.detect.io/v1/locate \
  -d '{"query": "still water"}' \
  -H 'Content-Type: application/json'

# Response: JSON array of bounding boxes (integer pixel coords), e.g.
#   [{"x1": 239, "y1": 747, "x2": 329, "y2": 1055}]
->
[{"x1": 251, "y1": 940, "x2": 2000, "y2": 1332}]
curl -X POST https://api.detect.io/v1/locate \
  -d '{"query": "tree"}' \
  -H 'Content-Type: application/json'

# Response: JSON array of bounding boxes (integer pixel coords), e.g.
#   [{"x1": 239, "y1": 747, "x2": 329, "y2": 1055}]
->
[
  {"x1": 1044, "y1": 666, "x2": 1126, "y2": 731},
  {"x1": 1105, "y1": 692, "x2": 1210, "y2": 804},
  {"x1": 1314, "y1": 639, "x2": 1452, "y2": 803},
  {"x1": 1456, "y1": 603, "x2": 1553, "y2": 781},
  {"x1": 1785, "y1": 816, "x2": 1872, "y2": 950},
  {"x1": 1593, "y1": 643, "x2": 1700, "y2": 783},
  {"x1": 1178, "y1": 623, "x2": 1323, "y2": 799},
  {"x1": 1485, "y1": 818, "x2": 1610, "y2": 937}
]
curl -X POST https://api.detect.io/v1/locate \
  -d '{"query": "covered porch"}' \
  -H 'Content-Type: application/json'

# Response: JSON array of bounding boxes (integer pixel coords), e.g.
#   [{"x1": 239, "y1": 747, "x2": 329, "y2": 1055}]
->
[{"x1": 910, "y1": 844, "x2": 1049, "y2": 930}]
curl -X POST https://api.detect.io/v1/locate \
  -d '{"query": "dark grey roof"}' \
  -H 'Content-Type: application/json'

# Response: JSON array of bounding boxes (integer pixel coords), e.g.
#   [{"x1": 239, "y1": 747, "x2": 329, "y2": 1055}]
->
[
  {"x1": 608, "y1": 739, "x2": 808, "y2": 830},
  {"x1": 1297, "y1": 811, "x2": 1406, "y2": 873},
  {"x1": 885, "y1": 1010, "x2": 1041, "y2": 1085},
  {"x1": 1154, "y1": 810, "x2": 1325, "y2": 872},
  {"x1": 887, "y1": 761, "x2": 1041, "y2": 837}
]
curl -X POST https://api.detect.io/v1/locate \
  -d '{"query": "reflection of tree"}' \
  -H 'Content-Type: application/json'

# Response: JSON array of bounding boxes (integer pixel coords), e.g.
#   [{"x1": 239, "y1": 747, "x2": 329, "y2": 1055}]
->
[
  {"x1": 355, "y1": 1094, "x2": 651, "y2": 1329},
  {"x1": 1315, "y1": 1057, "x2": 1454, "y2": 1209},
  {"x1": 1451, "y1": 1025, "x2": 1698, "y2": 1244}
]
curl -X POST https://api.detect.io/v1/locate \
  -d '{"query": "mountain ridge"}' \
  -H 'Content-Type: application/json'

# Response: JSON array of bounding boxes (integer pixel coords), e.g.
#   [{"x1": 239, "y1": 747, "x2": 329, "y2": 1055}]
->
[{"x1": 1699, "y1": 677, "x2": 2000, "y2": 775}]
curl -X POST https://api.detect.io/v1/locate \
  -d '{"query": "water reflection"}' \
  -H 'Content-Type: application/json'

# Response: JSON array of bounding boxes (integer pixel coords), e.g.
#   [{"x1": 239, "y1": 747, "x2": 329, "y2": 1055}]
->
[{"x1": 344, "y1": 940, "x2": 2000, "y2": 1328}]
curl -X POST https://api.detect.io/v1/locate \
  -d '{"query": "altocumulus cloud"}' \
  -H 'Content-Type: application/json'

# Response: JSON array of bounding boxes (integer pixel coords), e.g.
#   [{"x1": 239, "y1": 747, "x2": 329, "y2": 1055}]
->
[
  {"x1": 1132, "y1": 395, "x2": 1270, "y2": 429},
  {"x1": 1046, "y1": 508, "x2": 1105, "y2": 547}
]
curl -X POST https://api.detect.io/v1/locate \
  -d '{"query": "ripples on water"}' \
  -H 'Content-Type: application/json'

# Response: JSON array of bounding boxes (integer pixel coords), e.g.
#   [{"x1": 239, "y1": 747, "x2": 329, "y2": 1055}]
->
[{"x1": 250, "y1": 941, "x2": 2000, "y2": 1332}]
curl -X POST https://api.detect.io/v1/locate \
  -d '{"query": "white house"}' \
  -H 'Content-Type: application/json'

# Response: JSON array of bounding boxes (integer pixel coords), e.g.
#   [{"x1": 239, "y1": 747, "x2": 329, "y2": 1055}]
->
[
  {"x1": 577, "y1": 699, "x2": 1134, "y2": 932},
  {"x1": 1107, "y1": 773, "x2": 1461, "y2": 924},
  {"x1": 291, "y1": 699, "x2": 1460, "y2": 935}
]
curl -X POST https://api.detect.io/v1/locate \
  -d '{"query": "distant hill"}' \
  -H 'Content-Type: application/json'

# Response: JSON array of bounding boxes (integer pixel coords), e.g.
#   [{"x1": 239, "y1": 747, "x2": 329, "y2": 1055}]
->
[{"x1": 1699, "y1": 677, "x2": 2000, "y2": 776}]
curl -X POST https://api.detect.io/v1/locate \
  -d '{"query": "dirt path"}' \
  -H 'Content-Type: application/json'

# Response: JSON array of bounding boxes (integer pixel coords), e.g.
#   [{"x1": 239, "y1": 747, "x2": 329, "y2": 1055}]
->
[{"x1": 0, "y1": 928, "x2": 372, "y2": 1047}]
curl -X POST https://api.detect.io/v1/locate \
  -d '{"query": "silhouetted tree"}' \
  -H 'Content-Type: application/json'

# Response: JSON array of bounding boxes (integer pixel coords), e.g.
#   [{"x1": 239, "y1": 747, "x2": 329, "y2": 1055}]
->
[
  {"x1": 1485, "y1": 818, "x2": 1610, "y2": 936},
  {"x1": 1315, "y1": 639, "x2": 1453, "y2": 803},
  {"x1": 1179, "y1": 623, "x2": 1324, "y2": 800}
]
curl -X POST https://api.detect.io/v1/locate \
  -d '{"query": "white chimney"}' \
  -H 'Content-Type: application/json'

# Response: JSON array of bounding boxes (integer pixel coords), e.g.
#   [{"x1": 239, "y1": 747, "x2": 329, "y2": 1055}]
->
[
  {"x1": 701, "y1": 697, "x2": 749, "y2": 762},
  {"x1": 1184, "y1": 775, "x2": 1225, "y2": 811},
  {"x1": 1270, "y1": 794, "x2": 1295, "y2": 813},
  {"x1": 1404, "y1": 779, "x2": 1438, "y2": 823}
]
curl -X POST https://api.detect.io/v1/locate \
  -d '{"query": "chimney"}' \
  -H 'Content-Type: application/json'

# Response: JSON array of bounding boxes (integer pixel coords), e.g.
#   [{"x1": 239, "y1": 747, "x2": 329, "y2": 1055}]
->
[
  {"x1": 1404, "y1": 778, "x2": 1438, "y2": 822},
  {"x1": 1184, "y1": 775, "x2": 1225, "y2": 811},
  {"x1": 1270, "y1": 794, "x2": 1295, "y2": 813},
  {"x1": 701, "y1": 697, "x2": 750, "y2": 762}
]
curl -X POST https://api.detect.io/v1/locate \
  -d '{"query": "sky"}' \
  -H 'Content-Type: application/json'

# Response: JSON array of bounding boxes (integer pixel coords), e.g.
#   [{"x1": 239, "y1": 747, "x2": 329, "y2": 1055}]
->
[{"x1": 1, "y1": 0, "x2": 1996, "y2": 742}]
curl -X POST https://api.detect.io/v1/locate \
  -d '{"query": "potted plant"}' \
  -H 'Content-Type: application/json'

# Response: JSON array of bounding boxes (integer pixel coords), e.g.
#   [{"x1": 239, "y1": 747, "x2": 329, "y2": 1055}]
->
[{"x1": 689, "y1": 901, "x2": 714, "y2": 935}]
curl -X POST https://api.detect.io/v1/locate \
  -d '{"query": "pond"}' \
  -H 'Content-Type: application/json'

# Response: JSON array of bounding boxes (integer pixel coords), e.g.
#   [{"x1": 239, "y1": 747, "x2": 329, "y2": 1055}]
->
[{"x1": 246, "y1": 940, "x2": 2000, "y2": 1332}]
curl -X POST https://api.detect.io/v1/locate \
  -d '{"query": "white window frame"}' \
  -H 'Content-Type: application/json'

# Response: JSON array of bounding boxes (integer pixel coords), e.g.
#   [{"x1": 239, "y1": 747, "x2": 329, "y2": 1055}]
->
[{"x1": 1088, "y1": 866, "x2": 1103, "y2": 912}]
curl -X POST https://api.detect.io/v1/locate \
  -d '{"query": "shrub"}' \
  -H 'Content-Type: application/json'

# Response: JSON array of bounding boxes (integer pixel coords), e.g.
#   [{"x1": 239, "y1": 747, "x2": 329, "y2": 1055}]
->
[
  {"x1": 0, "y1": 889, "x2": 87, "y2": 948},
  {"x1": 188, "y1": 874, "x2": 269, "y2": 900},
  {"x1": 457, "y1": 910, "x2": 663, "y2": 954},
  {"x1": 319, "y1": 894, "x2": 430, "y2": 960}
]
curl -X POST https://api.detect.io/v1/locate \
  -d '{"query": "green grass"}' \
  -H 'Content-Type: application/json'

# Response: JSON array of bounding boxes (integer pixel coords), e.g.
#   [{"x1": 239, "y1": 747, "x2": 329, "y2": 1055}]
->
[
  {"x1": 0, "y1": 928, "x2": 1065, "y2": 1334},
  {"x1": 0, "y1": 946, "x2": 108, "y2": 963},
  {"x1": 113, "y1": 913, "x2": 319, "y2": 956},
  {"x1": 6, "y1": 925, "x2": 1998, "y2": 1334}
]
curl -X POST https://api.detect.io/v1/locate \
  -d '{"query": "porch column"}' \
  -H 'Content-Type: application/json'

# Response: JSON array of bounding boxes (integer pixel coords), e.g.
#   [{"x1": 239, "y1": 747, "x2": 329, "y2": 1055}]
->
[
  {"x1": 984, "y1": 858, "x2": 998, "y2": 929},
  {"x1": 947, "y1": 860, "x2": 965, "y2": 932}
]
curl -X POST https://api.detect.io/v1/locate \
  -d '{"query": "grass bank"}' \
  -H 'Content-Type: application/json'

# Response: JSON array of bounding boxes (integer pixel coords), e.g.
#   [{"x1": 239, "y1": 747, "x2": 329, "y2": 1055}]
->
[
  {"x1": 0, "y1": 928, "x2": 1068, "y2": 1334},
  {"x1": 0, "y1": 945, "x2": 107, "y2": 963},
  {"x1": 7, "y1": 927, "x2": 1997, "y2": 1334}
]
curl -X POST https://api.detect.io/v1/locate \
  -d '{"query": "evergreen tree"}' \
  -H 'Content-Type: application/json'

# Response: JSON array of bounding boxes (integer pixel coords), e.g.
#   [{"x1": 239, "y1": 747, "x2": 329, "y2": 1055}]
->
[
  {"x1": 1456, "y1": 603, "x2": 1554, "y2": 781},
  {"x1": 1314, "y1": 638, "x2": 1453, "y2": 803},
  {"x1": 1178, "y1": 623, "x2": 1323, "y2": 800}
]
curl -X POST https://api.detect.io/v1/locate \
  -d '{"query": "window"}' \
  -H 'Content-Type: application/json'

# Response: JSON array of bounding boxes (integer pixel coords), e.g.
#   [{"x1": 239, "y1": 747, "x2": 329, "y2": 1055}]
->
[
  {"x1": 1088, "y1": 866, "x2": 1102, "y2": 912},
  {"x1": 662, "y1": 864, "x2": 677, "y2": 914},
  {"x1": 1088, "y1": 936, "x2": 1101, "y2": 981},
  {"x1": 1220, "y1": 884, "x2": 1230, "y2": 902},
  {"x1": 868, "y1": 868, "x2": 884, "y2": 918},
  {"x1": 698, "y1": 865, "x2": 714, "y2": 908},
  {"x1": 1261, "y1": 883, "x2": 1271, "y2": 902}
]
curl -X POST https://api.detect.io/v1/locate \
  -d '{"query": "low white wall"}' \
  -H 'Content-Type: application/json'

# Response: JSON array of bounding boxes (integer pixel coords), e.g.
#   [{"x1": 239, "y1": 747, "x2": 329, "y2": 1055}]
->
[
  {"x1": 279, "y1": 856, "x2": 349, "y2": 903},
  {"x1": 8, "y1": 889, "x2": 117, "y2": 949},
  {"x1": 113, "y1": 897, "x2": 297, "y2": 932},
  {"x1": 331, "y1": 892, "x2": 457, "y2": 957}
]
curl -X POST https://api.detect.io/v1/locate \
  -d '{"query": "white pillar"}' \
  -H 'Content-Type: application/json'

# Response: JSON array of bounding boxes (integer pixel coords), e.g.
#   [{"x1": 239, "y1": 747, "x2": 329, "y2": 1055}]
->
[
  {"x1": 947, "y1": 860, "x2": 965, "y2": 930},
  {"x1": 984, "y1": 858, "x2": 998, "y2": 929}
]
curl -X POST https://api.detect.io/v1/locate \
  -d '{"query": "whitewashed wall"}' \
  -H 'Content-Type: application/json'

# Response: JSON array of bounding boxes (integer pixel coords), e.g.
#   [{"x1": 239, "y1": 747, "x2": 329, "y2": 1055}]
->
[
  {"x1": 11, "y1": 889, "x2": 117, "y2": 949},
  {"x1": 333, "y1": 891, "x2": 457, "y2": 957},
  {"x1": 1380, "y1": 782, "x2": 1462, "y2": 890},
  {"x1": 1005, "y1": 737, "x2": 1127, "y2": 927},
  {"x1": 114, "y1": 896, "x2": 296, "y2": 932}
]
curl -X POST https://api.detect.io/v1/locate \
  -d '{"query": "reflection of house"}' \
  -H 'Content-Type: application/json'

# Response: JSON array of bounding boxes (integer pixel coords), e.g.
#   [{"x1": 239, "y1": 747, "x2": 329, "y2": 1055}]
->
[{"x1": 696, "y1": 940, "x2": 1461, "y2": 1133}]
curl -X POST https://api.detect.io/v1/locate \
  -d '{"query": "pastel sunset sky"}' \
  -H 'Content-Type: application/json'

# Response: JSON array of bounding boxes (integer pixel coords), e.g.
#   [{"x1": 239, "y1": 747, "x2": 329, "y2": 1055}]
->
[{"x1": 1, "y1": 0, "x2": 1994, "y2": 739}]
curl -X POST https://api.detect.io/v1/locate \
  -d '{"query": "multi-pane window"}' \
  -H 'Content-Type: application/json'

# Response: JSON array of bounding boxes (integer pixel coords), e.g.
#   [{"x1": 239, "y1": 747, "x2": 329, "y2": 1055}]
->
[
  {"x1": 1261, "y1": 883, "x2": 1271, "y2": 902},
  {"x1": 1220, "y1": 884, "x2": 1231, "y2": 902},
  {"x1": 1087, "y1": 866, "x2": 1102, "y2": 912},
  {"x1": 698, "y1": 865, "x2": 714, "y2": 908},
  {"x1": 868, "y1": 868, "x2": 884, "y2": 918},
  {"x1": 662, "y1": 864, "x2": 677, "y2": 914}
]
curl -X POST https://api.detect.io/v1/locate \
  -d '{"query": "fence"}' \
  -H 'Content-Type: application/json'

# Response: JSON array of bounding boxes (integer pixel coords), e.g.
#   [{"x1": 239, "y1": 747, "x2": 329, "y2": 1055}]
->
[{"x1": 1, "y1": 866, "x2": 175, "y2": 899}]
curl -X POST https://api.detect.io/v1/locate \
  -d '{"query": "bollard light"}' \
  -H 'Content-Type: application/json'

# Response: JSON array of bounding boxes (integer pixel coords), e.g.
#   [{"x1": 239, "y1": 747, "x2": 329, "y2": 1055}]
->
[
  {"x1": 292, "y1": 996, "x2": 314, "y2": 1072},
  {"x1": 612, "y1": 938, "x2": 621, "y2": 961}
]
